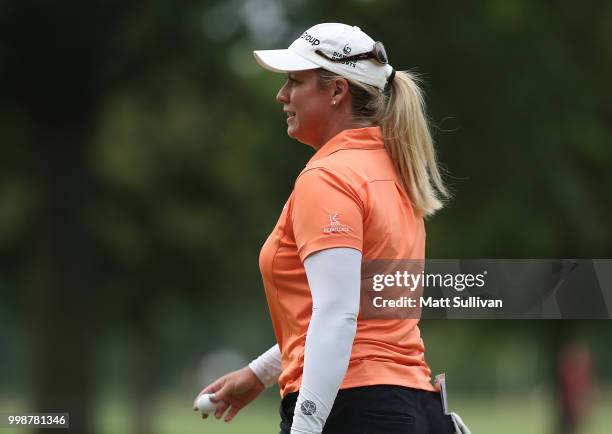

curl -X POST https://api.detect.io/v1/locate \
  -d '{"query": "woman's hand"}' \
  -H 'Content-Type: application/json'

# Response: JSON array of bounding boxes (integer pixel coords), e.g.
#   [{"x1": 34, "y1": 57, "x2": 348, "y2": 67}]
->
[{"x1": 192, "y1": 366, "x2": 266, "y2": 422}]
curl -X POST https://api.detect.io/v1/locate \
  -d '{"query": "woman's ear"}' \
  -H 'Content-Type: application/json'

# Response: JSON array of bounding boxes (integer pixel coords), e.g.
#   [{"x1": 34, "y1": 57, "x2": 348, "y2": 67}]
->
[{"x1": 332, "y1": 77, "x2": 350, "y2": 103}]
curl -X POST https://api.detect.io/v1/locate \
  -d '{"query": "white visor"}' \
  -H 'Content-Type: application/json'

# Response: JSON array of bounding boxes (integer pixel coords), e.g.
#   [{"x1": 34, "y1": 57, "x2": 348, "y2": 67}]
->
[
  {"x1": 253, "y1": 49, "x2": 319, "y2": 73},
  {"x1": 253, "y1": 23, "x2": 394, "y2": 90}
]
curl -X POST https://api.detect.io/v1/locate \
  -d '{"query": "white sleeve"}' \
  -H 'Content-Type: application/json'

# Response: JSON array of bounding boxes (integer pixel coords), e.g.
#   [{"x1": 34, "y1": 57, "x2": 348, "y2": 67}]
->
[
  {"x1": 248, "y1": 344, "x2": 282, "y2": 388},
  {"x1": 290, "y1": 248, "x2": 361, "y2": 434}
]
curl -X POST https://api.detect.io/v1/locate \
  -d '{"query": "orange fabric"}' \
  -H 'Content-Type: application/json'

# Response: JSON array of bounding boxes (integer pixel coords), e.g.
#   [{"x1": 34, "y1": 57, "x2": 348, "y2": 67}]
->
[{"x1": 259, "y1": 126, "x2": 435, "y2": 397}]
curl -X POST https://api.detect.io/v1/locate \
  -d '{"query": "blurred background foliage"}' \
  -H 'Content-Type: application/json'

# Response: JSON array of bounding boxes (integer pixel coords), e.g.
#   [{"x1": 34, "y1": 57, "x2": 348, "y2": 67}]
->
[{"x1": 0, "y1": 0, "x2": 611, "y2": 433}]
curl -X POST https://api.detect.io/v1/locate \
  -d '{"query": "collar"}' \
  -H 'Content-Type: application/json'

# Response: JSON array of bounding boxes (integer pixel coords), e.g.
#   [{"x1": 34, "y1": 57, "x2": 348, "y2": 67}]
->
[{"x1": 308, "y1": 126, "x2": 384, "y2": 164}]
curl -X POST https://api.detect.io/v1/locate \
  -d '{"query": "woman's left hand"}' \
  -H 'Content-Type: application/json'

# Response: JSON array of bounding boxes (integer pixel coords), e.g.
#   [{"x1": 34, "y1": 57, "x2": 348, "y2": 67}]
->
[{"x1": 192, "y1": 366, "x2": 266, "y2": 422}]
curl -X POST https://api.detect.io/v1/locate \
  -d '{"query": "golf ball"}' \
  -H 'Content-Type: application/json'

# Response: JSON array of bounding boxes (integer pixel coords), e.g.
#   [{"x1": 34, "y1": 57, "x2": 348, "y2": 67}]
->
[{"x1": 196, "y1": 393, "x2": 218, "y2": 414}]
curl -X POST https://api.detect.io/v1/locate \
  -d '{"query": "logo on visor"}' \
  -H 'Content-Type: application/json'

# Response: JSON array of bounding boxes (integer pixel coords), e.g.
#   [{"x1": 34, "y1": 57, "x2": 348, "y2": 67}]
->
[
  {"x1": 300, "y1": 31, "x2": 320, "y2": 46},
  {"x1": 343, "y1": 44, "x2": 351, "y2": 54},
  {"x1": 323, "y1": 213, "x2": 352, "y2": 234}
]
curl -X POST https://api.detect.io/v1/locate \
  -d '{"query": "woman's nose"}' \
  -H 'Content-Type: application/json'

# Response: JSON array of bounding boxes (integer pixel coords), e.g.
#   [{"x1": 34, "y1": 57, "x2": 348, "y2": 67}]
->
[{"x1": 276, "y1": 83, "x2": 289, "y2": 104}]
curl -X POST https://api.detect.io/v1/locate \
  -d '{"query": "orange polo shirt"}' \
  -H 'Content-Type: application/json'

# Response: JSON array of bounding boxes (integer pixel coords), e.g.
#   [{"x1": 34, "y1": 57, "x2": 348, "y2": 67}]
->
[{"x1": 259, "y1": 126, "x2": 435, "y2": 397}]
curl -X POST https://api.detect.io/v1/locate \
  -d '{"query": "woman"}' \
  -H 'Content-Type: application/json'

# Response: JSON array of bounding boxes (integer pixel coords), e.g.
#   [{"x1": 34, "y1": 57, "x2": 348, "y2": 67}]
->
[{"x1": 193, "y1": 23, "x2": 463, "y2": 434}]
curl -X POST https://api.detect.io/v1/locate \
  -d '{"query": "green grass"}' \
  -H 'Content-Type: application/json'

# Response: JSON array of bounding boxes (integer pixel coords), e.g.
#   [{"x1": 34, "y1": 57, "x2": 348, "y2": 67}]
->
[
  {"x1": 96, "y1": 387, "x2": 612, "y2": 434},
  {"x1": 2, "y1": 387, "x2": 611, "y2": 434}
]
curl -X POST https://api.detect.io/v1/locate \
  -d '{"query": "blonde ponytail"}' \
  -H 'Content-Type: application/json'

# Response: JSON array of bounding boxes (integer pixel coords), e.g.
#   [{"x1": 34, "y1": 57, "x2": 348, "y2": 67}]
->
[
  {"x1": 317, "y1": 69, "x2": 449, "y2": 217},
  {"x1": 382, "y1": 71, "x2": 449, "y2": 217}
]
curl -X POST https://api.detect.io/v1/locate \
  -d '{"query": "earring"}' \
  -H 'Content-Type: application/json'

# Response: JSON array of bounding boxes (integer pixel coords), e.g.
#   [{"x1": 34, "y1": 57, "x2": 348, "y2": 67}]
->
[{"x1": 332, "y1": 100, "x2": 336, "y2": 105}]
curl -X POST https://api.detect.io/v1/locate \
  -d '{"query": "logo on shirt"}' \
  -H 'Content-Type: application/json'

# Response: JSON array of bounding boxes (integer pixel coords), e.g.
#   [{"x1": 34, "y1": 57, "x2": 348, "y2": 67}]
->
[
  {"x1": 301, "y1": 400, "x2": 317, "y2": 415},
  {"x1": 323, "y1": 213, "x2": 352, "y2": 234}
]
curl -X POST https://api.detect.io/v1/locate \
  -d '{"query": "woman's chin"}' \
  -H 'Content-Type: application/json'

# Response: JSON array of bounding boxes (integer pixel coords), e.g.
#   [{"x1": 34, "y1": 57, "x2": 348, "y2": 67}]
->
[{"x1": 287, "y1": 126, "x2": 299, "y2": 139}]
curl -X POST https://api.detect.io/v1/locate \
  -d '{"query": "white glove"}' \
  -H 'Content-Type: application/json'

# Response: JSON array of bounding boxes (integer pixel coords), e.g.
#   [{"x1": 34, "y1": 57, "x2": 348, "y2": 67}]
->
[{"x1": 450, "y1": 412, "x2": 471, "y2": 434}]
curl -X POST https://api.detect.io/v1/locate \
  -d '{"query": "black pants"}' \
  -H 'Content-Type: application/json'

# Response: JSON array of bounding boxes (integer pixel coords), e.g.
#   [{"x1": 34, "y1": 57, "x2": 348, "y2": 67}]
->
[{"x1": 279, "y1": 385, "x2": 455, "y2": 434}]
